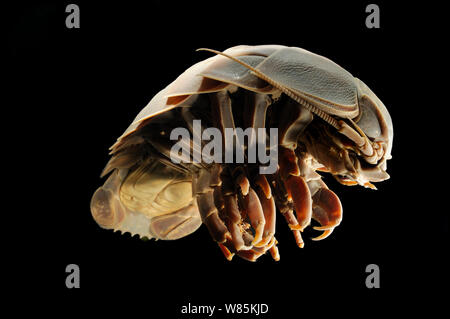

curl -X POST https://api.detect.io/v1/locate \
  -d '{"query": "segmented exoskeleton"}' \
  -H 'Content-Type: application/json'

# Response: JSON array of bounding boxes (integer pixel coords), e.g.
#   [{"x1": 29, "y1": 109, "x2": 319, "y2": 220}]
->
[{"x1": 91, "y1": 45, "x2": 393, "y2": 261}]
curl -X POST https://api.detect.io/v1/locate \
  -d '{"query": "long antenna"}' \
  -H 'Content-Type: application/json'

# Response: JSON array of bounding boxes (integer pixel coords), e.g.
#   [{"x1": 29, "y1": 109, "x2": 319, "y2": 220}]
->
[{"x1": 196, "y1": 48, "x2": 340, "y2": 129}]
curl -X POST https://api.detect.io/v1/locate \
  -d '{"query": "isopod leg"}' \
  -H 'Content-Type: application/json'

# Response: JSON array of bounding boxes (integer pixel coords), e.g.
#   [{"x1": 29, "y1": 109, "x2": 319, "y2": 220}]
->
[
  {"x1": 284, "y1": 175, "x2": 312, "y2": 231},
  {"x1": 218, "y1": 238, "x2": 235, "y2": 261},
  {"x1": 281, "y1": 210, "x2": 304, "y2": 248},
  {"x1": 214, "y1": 171, "x2": 268, "y2": 260},
  {"x1": 218, "y1": 172, "x2": 279, "y2": 262},
  {"x1": 269, "y1": 243, "x2": 280, "y2": 261},
  {"x1": 195, "y1": 165, "x2": 232, "y2": 245},
  {"x1": 223, "y1": 193, "x2": 249, "y2": 251},
  {"x1": 311, "y1": 186, "x2": 343, "y2": 241},
  {"x1": 197, "y1": 191, "x2": 230, "y2": 243},
  {"x1": 278, "y1": 147, "x2": 313, "y2": 231},
  {"x1": 219, "y1": 167, "x2": 253, "y2": 251},
  {"x1": 255, "y1": 188, "x2": 276, "y2": 247},
  {"x1": 242, "y1": 187, "x2": 266, "y2": 246},
  {"x1": 268, "y1": 174, "x2": 305, "y2": 248}
]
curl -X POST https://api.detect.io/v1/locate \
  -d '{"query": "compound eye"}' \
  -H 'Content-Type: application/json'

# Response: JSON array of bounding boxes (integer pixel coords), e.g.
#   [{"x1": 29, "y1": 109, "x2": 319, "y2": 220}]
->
[{"x1": 356, "y1": 97, "x2": 382, "y2": 140}]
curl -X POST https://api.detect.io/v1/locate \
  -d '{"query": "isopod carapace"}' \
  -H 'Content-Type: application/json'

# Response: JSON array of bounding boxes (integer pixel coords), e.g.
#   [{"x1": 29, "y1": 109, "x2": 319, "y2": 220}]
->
[{"x1": 90, "y1": 45, "x2": 393, "y2": 262}]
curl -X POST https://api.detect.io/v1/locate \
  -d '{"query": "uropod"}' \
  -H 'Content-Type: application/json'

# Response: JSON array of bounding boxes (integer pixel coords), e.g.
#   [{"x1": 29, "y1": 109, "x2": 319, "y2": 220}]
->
[{"x1": 90, "y1": 45, "x2": 393, "y2": 261}]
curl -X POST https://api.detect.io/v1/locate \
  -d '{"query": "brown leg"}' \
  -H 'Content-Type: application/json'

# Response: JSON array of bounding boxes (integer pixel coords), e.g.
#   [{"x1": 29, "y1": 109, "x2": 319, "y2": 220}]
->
[
  {"x1": 253, "y1": 175, "x2": 276, "y2": 248},
  {"x1": 278, "y1": 146, "x2": 313, "y2": 231},
  {"x1": 267, "y1": 173, "x2": 305, "y2": 248},
  {"x1": 311, "y1": 186, "x2": 343, "y2": 241},
  {"x1": 242, "y1": 187, "x2": 266, "y2": 246}
]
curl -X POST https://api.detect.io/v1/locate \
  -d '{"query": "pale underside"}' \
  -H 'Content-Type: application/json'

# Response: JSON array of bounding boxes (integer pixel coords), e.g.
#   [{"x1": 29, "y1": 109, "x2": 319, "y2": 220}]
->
[{"x1": 90, "y1": 45, "x2": 393, "y2": 261}]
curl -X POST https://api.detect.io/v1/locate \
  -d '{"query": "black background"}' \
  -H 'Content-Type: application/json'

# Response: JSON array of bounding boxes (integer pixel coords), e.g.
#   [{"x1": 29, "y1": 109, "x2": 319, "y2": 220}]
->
[{"x1": 8, "y1": 1, "x2": 448, "y2": 316}]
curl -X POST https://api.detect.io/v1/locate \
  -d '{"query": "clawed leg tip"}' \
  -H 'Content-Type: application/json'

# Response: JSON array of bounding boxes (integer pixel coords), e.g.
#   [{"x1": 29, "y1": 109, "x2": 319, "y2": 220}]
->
[
  {"x1": 311, "y1": 229, "x2": 334, "y2": 241},
  {"x1": 218, "y1": 243, "x2": 235, "y2": 261},
  {"x1": 313, "y1": 225, "x2": 337, "y2": 231},
  {"x1": 269, "y1": 245, "x2": 280, "y2": 261},
  {"x1": 363, "y1": 182, "x2": 377, "y2": 190}
]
